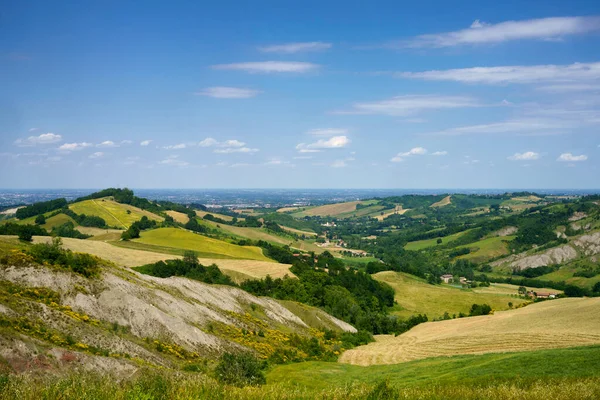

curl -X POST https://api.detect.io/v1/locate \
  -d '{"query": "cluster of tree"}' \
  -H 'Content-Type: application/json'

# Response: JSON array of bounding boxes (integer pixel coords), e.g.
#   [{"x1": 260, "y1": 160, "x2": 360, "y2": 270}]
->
[
  {"x1": 513, "y1": 265, "x2": 559, "y2": 278},
  {"x1": 184, "y1": 217, "x2": 209, "y2": 234},
  {"x1": 51, "y1": 222, "x2": 91, "y2": 239},
  {"x1": 236, "y1": 216, "x2": 262, "y2": 228},
  {"x1": 135, "y1": 251, "x2": 236, "y2": 286},
  {"x1": 469, "y1": 303, "x2": 492, "y2": 316},
  {"x1": 239, "y1": 251, "x2": 423, "y2": 334},
  {"x1": 27, "y1": 238, "x2": 100, "y2": 278},
  {"x1": 0, "y1": 222, "x2": 47, "y2": 242},
  {"x1": 61, "y1": 208, "x2": 108, "y2": 228},
  {"x1": 121, "y1": 216, "x2": 157, "y2": 240},
  {"x1": 16, "y1": 198, "x2": 67, "y2": 220}
]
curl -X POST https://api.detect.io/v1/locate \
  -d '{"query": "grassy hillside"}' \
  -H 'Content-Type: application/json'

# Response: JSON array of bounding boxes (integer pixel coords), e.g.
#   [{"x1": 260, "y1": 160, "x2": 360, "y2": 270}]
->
[
  {"x1": 269, "y1": 345, "x2": 600, "y2": 391},
  {"x1": 404, "y1": 229, "x2": 471, "y2": 251},
  {"x1": 69, "y1": 198, "x2": 163, "y2": 229},
  {"x1": 339, "y1": 297, "x2": 600, "y2": 365},
  {"x1": 374, "y1": 271, "x2": 529, "y2": 319},
  {"x1": 165, "y1": 210, "x2": 189, "y2": 224},
  {"x1": 456, "y1": 235, "x2": 515, "y2": 262},
  {"x1": 430, "y1": 195, "x2": 452, "y2": 207},
  {"x1": 134, "y1": 227, "x2": 272, "y2": 261},
  {"x1": 291, "y1": 200, "x2": 378, "y2": 218}
]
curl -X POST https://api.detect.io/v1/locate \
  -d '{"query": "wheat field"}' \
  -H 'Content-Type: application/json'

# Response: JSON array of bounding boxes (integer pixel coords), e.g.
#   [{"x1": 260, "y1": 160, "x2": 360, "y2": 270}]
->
[{"x1": 339, "y1": 297, "x2": 600, "y2": 366}]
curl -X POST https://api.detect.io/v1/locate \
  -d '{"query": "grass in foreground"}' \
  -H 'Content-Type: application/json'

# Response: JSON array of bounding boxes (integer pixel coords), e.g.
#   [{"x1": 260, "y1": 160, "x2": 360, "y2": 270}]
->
[
  {"x1": 2, "y1": 347, "x2": 599, "y2": 399},
  {"x1": 268, "y1": 345, "x2": 600, "y2": 392},
  {"x1": 134, "y1": 228, "x2": 272, "y2": 261}
]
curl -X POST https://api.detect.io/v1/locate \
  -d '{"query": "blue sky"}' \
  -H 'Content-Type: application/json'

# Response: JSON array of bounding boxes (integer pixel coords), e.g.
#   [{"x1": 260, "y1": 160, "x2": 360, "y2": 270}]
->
[{"x1": 1, "y1": 0, "x2": 599, "y2": 189}]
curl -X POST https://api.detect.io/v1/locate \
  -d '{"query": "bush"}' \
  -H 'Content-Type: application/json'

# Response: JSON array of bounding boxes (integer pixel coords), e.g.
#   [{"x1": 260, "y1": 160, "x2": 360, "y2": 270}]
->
[
  {"x1": 469, "y1": 303, "x2": 492, "y2": 316},
  {"x1": 27, "y1": 238, "x2": 101, "y2": 278},
  {"x1": 214, "y1": 352, "x2": 266, "y2": 387},
  {"x1": 564, "y1": 285, "x2": 588, "y2": 297},
  {"x1": 35, "y1": 214, "x2": 46, "y2": 225}
]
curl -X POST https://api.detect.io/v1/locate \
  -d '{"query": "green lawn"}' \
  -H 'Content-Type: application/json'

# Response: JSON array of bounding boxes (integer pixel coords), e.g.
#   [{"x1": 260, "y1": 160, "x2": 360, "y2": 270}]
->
[
  {"x1": 267, "y1": 345, "x2": 600, "y2": 390},
  {"x1": 404, "y1": 230, "x2": 471, "y2": 251},
  {"x1": 133, "y1": 227, "x2": 272, "y2": 261},
  {"x1": 456, "y1": 235, "x2": 515, "y2": 262},
  {"x1": 374, "y1": 271, "x2": 528, "y2": 319}
]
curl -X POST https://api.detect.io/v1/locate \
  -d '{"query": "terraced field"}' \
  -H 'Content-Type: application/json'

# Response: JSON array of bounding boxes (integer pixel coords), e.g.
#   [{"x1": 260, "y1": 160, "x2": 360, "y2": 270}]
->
[
  {"x1": 339, "y1": 297, "x2": 600, "y2": 366},
  {"x1": 69, "y1": 198, "x2": 163, "y2": 228},
  {"x1": 134, "y1": 227, "x2": 271, "y2": 261},
  {"x1": 374, "y1": 271, "x2": 529, "y2": 319}
]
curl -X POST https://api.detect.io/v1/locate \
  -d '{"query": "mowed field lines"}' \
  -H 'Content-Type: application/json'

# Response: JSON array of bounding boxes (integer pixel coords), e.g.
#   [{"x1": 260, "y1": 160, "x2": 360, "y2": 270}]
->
[
  {"x1": 374, "y1": 271, "x2": 529, "y2": 319},
  {"x1": 339, "y1": 297, "x2": 600, "y2": 366},
  {"x1": 291, "y1": 200, "x2": 378, "y2": 217},
  {"x1": 69, "y1": 198, "x2": 163, "y2": 228},
  {"x1": 134, "y1": 227, "x2": 272, "y2": 261}
]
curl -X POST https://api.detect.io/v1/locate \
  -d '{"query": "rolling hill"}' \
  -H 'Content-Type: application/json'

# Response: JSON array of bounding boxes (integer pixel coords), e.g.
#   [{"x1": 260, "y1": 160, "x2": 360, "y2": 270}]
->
[
  {"x1": 339, "y1": 297, "x2": 600, "y2": 366},
  {"x1": 69, "y1": 198, "x2": 163, "y2": 229}
]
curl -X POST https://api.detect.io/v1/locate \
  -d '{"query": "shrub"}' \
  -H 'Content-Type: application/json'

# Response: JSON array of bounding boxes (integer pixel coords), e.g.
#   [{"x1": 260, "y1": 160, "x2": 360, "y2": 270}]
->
[
  {"x1": 27, "y1": 238, "x2": 101, "y2": 278},
  {"x1": 469, "y1": 303, "x2": 492, "y2": 316},
  {"x1": 214, "y1": 352, "x2": 266, "y2": 387},
  {"x1": 35, "y1": 214, "x2": 46, "y2": 225}
]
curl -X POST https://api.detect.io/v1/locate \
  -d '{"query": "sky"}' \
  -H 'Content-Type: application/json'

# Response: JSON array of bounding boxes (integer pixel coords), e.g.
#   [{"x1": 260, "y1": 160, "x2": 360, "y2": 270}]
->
[{"x1": 1, "y1": 0, "x2": 599, "y2": 189}]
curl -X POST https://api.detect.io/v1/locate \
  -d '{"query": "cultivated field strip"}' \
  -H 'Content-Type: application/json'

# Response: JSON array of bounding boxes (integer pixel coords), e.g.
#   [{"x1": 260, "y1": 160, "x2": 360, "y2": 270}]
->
[{"x1": 339, "y1": 298, "x2": 600, "y2": 366}]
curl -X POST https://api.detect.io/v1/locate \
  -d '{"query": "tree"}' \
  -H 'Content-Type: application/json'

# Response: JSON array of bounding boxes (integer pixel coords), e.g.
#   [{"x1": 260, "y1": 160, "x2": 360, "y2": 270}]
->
[
  {"x1": 593, "y1": 282, "x2": 600, "y2": 294},
  {"x1": 18, "y1": 226, "x2": 34, "y2": 242},
  {"x1": 436, "y1": 238, "x2": 442, "y2": 245},
  {"x1": 564, "y1": 285, "x2": 587, "y2": 297},
  {"x1": 508, "y1": 302, "x2": 513, "y2": 309},
  {"x1": 183, "y1": 250, "x2": 199, "y2": 266},
  {"x1": 518, "y1": 286, "x2": 527, "y2": 295},
  {"x1": 35, "y1": 214, "x2": 46, "y2": 225}
]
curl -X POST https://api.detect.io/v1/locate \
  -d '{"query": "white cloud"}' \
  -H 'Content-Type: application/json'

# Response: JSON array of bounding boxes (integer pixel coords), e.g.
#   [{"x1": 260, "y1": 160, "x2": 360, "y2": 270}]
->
[
  {"x1": 400, "y1": 62, "x2": 600, "y2": 85},
  {"x1": 258, "y1": 42, "x2": 332, "y2": 54},
  {"x1": 89, "y1": 152, "x2": 104, "y2": 159},
  {"x1": 28, "y1": 128, "x2": 39, "y2": 132},
  {"x1": 120, "y1": 140, "x2": 133, "y2": 145},
  {"x1": 390, "y1": 147, "x2": 428, "y2": 162},
  {"x1": 140, "y1": 140, "x2": 152, "y2": 146},
  {"x1": 162, "y1": 143, "x2": 187, "y2": 150},
  {"x1": 196, "y1": 87, "x2": 261, "y2": 99},
  {"x1": 58, "y1": 142, "x2": 93, "y2": 152},
  {"x1": 431, "y1": 151, "x2": 448, "y2": 156},
  {"x1": 293, "y1": 155, "x2": 314, "y2": 159},
  {"x1": 423, "y1": 119, "x2": 567, "y2": 136},
  {"x1": 337, "y1": 95, "x2": 480, "y2": 116},
  {"x1": 557, "y1": 153, "x2": 588, "y2": 162},
  {"x1": 331, "y1": 160, "x2": 347, "y2": 168},
  {"x1": 214, "y1": 147, "x2": 259, "y2": 154},
  {"x1": 15, "y1": 133, "x2": 62, "y2": 146},
  {"x1": 508, "y1": 151, "x2": 540, "y2": 161},
  {"x1": 212, "y1": 61, "x2": 319, "y2": 74},
  {"x1": 220, "y1": 139, "x2": 245, "y2": 148},
  {"x1": 400, "y1": 16, "x2": 600, "y2": 48},
  {"x1": 296, "y1": 136, "x2": 350, "y2": 152},
  {"x1": 97, "y1": 140, "x2": 118, "y2": 148},
  {"x1": 400, "y1": 147, "x2": 427, "y2": 156},
  {"x1": 160, "y1": 155, "x2": 189, "y2": 167},
  {"x1": 306, "y1": 128, "x2": 348, "y2": 136},
  {"x1": 198, "y1": 138, "x2": 218, "y2": 147},
  {"x1": 537, "y1": 84, "x2": 600, "y2": 92}
]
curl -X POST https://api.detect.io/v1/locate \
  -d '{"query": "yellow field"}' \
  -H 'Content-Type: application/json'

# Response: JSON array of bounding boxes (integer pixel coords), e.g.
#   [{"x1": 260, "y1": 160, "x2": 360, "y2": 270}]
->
[
  {"x1": 165, "y1": 210, "x2": 190, "y2": 224},
  {"x1": 206, "y1": 221, "x2": 292, "y2": 245},
  {"x1": 430, "y1": 195, "x2": 451, "y2": 208},
  {"x1": 42, "y1": 213, "x2": 77, "y2": 230},
  {"x1": 374, "y1": 206, "x2": 408, "y2": 221},
  {"x1": 340, "y1": 297, "x2": 600, "y2": 366},
  {"x1": 276, "y1": 206, "x2": 303, "y2": 213},
  {"x1": 294, "y1": 200, "x2": 377, "y2": 217},
  {"x1": 195, "y1": 210, "x2": 239, "y2": 221},
  {"x1": 374, "y1": 271, "x2": 529, "y2": 319},
  {"x1": 76, "y1": 226, "x2": 123, "y2": 241},
  {"x1": 31, "y1": 236, "x2": 293, "y2": 279},
  {"x1": 134, "y1": 227, "x2": 271, "y2": 261},
  {"x1": 69, "y1": 198, "x2": 163, "y2": 229},
  {"x1": 280, "y1": 226, "x2": 317, "y2": 237}
]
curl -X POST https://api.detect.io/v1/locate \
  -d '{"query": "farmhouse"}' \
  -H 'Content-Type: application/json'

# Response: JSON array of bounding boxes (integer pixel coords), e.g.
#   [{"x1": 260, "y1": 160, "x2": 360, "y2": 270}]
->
[{"x1": 440, "y1": 274, "x2": 453, "y2": 283}]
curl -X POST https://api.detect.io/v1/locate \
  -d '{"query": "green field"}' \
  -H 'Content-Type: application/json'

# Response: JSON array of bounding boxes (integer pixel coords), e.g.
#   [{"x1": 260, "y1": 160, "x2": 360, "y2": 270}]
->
[
  {"x1": 457, "y1": 235, "x2": 515, "y2": 262},
  {"x1": 404, "y1": 230, "x2": 470, "y2": 251},
  {"x1": 374, "y1": 271, "x2": 528, "y2": 319},
  {"x1": 69, "y1": 198, "x2": 163, "y2": 229},
  {"x1": 133, "y1": 227, "x2": 272, "y2": 261},
  {"x1": 267, "y1": 345, "x2": 600, "y2": 391}
]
